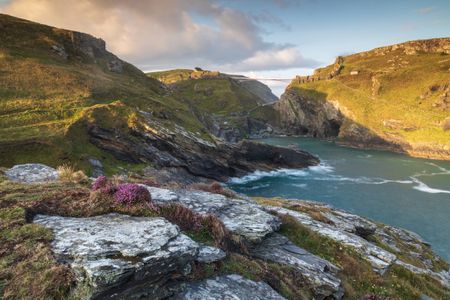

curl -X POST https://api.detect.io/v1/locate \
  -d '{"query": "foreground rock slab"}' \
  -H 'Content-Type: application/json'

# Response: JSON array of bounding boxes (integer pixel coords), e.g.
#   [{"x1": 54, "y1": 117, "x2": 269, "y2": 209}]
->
[
  {"x1": 267, "y1": 206, "x2": 397, "y2": 273},
  {"x1": 5, "y1": 163, "x2": 59, "y2": 183},
  {"x1": 145, "y1": 187, "x2": 281, "y2": 244},
  {"x1": 171, "y1": 274, "x2": 286, "y2": 300},
  {"x1": 34, "y1": 214, "x2": 199, "y2": 299},
  {"x1": 252, "y1": 233, "x2": 343, "y2": 299}
]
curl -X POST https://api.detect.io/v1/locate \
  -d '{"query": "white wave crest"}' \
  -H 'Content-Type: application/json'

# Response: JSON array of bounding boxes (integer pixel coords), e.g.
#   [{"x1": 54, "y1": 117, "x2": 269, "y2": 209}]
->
[{"x1": 410, "y1": 177, "x2": 450, "y2": 194}]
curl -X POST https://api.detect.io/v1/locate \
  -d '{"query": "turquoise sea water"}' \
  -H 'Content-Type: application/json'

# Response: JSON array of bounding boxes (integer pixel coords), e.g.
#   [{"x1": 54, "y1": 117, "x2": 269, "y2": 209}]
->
[{"x1": 227, "y1": 137, "x2": 450, "y2": 261}]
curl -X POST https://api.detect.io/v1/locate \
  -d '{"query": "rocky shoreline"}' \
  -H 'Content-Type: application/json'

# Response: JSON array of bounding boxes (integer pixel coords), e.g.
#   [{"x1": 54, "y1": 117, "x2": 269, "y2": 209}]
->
[{"x1": 1, "y1": 164, "x2": 449, "y2": 299}]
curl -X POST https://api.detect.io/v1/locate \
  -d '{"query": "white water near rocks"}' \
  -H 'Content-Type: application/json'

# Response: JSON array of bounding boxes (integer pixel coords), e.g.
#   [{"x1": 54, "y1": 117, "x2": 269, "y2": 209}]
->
[{"x1": 228, "y1": 137, "x2": 450, "y2": 261}]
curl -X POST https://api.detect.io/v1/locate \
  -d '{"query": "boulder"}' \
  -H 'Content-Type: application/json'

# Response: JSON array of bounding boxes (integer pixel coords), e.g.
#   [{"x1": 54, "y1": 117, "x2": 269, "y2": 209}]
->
[
  {"x1": 171, "y1": 274, "x2": 286, "y2": 300},
  {"x1": 34, "y1": 214, "x2": 199, "y2": 299},
  {"x1": 252, "y1": 233, "x2": 343, "y2": 300},
  {"x1": 5, "y1": 163, "x2": 59, "y2": 183},
  {"x1": 88, "y1": 158, "x2": 104, "y2": 178},
  {"x1": 196, "y1": 245, "x2": 226, "y2": 263}
]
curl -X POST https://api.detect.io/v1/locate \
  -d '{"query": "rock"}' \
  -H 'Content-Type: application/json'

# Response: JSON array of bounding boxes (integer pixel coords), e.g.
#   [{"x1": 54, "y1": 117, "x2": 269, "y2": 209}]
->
[
  {"x1": 88, "y1": 158, "x2": 104, "y2": 178},
  {"x1": 145, "y1": 186, "x2": 179, "y2": 202},
  {"x1": 171, "y1": 274, "x2": 286, "y2": 300},
  {"x1": 51, "y1": 44, "x2": 68, "y2": 60},
  {"x1": 34, "y1": 214, "x2": 199, "y2": 299},
  {"x1": 251, "y1": 233, "x2": 344, "y2": 299},
  {"x1": 5, "y1": 163, "x2": 59, "y2": 183},
  {"x1": 145, "y1": 187, "x2": 281, "y2": 245},
  {"x1": 107, "y1": 58, "x2": 123, "y2": 73},
  {"x1": 267, "y1": 206, "x2": 397, "y2": 273},
  {"x1": 88, "y1": 118, "x2": 319, "y2": 182},
  {"x1": 321, "y1": 210, "x2": 377, "y2": 238},
  {"x1": 196, "y1": 245, "x2": 226, "y2": 263}
]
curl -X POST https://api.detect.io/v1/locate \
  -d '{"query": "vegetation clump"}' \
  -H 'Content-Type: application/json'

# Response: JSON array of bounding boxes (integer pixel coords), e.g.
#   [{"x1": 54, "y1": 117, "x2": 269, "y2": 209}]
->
[{"x1": 189, "y1": 181, "x2": 236, "y2": 198}]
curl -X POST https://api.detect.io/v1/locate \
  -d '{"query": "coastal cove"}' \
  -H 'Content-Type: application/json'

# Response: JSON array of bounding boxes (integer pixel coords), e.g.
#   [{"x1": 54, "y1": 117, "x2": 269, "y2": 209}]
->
[{"x1": 228, "y1": 137, "x2": 450, "y2": 261}]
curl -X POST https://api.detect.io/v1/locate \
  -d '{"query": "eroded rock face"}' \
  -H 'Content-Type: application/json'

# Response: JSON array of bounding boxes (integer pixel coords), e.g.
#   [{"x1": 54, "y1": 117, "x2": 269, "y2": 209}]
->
[
  {"x1": 34, "y1": 214, "x2": 199, "y2": 299},
  {"x1": 274, "y1": 89, "x2": 344, "y2": 138},
  {"x1": 252, "y1": 233, "x2": 344, "y2": 299},
  {"x1": 267, "y1": 206, "x2": 397, "y2": 273},
  {"x1": 267, "y1": 204, "x2": 450, "y2": 288},
  {"x1": 145, "y1": 187, "x2": 281, "y2": 245},
  {"x1": 171, "y1": 274, "x2": 286, "y2": 300},
  {"x1": 5, "y1": 163, "x2": 59, "y2": 183}
]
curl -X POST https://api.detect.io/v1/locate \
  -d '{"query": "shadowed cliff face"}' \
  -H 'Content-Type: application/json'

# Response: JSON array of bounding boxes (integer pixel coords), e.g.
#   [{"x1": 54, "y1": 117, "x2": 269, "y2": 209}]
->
[{"x1": 274, "y1": 38, "x2": 450, "y2": 160}]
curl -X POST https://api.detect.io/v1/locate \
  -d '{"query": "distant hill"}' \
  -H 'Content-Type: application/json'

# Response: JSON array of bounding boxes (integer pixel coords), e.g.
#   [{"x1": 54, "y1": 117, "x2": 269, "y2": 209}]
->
[
  {"x1": 147, "y1": 69, "x2": 279, "y2": 142},
  {"x1": 275, "y1": 38, "x2": 450, "y2": 160}
]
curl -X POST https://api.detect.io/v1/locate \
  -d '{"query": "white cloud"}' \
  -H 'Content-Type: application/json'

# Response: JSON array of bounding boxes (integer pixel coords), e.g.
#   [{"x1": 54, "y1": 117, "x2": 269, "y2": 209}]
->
[{"x1": 0, "y1": 0, "x2": 318, "y2": 72}]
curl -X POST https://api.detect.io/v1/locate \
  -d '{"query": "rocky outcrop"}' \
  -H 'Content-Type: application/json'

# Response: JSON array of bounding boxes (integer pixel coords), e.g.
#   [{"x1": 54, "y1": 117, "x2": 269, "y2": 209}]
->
[
  {"x1": 366, "y1": 38, "x2": 450, "y2": 56},
  {"x1": 34, "y1": 214, "x2": 200, "y2": 299},
  {"x1": 252, "y1": 233, "x2": 343, "y2": 299},
  {"x1": 5, "y1": 163, "x2": 59, "y2": 183},
  {"x1": 274, "y1": 89, "x2": 344, "y2": 137},
  {"x1": 145, "y1": 187, "x2": 281, "y2": 245},
  {"x1": 266, "y1": 203, "x2": 450, "y2": 287},
  {"x1": 88, "y1": 115, "x2": 319, "y2": 182},
  {"x1": 172, "y1": 274, "x2": 286, "y2": 300}
]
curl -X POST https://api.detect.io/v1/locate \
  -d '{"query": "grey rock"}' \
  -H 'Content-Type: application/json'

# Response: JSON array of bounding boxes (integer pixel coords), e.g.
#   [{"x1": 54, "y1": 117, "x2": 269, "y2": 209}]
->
[
  {"x1": 252, "y1": 233, "x2": 343, "y2": 300},
  {"x1": 322, "y1": 210, "x2": 377, "y2": 238},
  {"x1": 144, "y1": 187, "x2": 281, "y2": 244},
  {"x1": 196, "y1": 245, "x2": 226, "y2": 263},
  {"x1": 88, "y1": 158, "x2": 104, "y2": 178},
  {"x1": 267, "y1": 206, "x2": 396, "y2": 273},
  {"x1": 51, "y1": 44, "x2": 68, "y2": 59},
  {"x1": 34, "y1": 214, "x2": 199, "y2": 299},
  {"x1": 144, "y1": 186, "x2": 179, "y2": 202},
  {"x1": 5, "y1": 163, "x2": 59, "y2": 183},
  {"x1": 171, "y1": 274, "x2": 286, "y2": 300}
]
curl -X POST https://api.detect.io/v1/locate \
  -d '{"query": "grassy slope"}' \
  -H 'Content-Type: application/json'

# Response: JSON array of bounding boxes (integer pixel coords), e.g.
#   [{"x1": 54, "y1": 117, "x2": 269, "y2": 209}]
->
[
  {"x1": 0, "y1": 14, "x2": 209, "y2": 173},
  {"x1": 147, "y1": 69, "x2": 262, "y2": 116},
  {"x1": 290, "y1": 42, "x2": 450, "y2": 158}
]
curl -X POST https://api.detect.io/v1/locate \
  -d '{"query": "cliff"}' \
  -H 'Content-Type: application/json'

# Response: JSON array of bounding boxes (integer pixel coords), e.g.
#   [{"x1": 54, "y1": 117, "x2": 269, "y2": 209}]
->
[
  {"x1": 0, "y1": 13, "x2": 314, "y2": 179},
  {"x1": 275, "y1": 38, "x2": 450, "y2": 159}
]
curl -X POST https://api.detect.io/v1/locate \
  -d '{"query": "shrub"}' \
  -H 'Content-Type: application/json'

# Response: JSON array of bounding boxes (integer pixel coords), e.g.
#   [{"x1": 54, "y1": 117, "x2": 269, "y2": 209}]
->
[
  {"x1": 114, "y1": 183, "x2": 151, "y2": 206},
  {"x1": 160, "y1": 203, "x2": 204, "y2": 231},
  {"x1": 92, "y1": 176, "x2": 118, "y2": 194},
  {"x1": 57, "y1": 164, "x2": 88, "y2": 183},
  {"x1": 189, "y1": 181, "x2": 236, "y2": 198},
  {"x1": 92, "y1": 175, "x2": 107, "y2": 190}
]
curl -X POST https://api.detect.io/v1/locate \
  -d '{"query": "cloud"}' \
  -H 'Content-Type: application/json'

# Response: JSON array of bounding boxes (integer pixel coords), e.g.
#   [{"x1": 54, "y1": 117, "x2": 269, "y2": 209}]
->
[
  {"x1": 0, "y1": 0, "x2": 317, "y2": 72},
  {"x1": 417, "y1": 7, "x2": 434, "y2": 14},
  {"x1": 225, "y1": 46, "x2": 319, "y2": 71}
]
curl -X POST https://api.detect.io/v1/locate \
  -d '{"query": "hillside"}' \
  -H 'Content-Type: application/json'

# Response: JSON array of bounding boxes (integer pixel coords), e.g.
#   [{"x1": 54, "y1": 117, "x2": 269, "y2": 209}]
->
[
  {"x1": 275, "y1": 38, "x2": 450, "y2": 160},
  {"x1": 0, "y1": 13, "x2": 314, "y2": 180},
  {"x1": 148, "y1": 69, "x2": 279, "y2": 142}
]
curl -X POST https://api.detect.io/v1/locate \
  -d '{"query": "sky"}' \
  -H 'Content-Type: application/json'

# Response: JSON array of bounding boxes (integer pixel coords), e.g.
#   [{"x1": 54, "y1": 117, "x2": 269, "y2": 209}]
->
[{"x1": 1, "y1": 0, "x2": 449, "y2": 96}]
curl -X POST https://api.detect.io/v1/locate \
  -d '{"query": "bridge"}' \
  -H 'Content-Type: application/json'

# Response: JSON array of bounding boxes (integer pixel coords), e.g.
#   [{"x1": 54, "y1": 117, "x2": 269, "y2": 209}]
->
[{"x1": 228, "y1": 76, "x2": 293, "y2": 82}]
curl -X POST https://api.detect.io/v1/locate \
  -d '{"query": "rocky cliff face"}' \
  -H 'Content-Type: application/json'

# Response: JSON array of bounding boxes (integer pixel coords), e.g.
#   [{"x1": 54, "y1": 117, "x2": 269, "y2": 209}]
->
[
  {"x1": 274, "y1": 37, "x2": 450, "y2": 160},
  {"x1": 274, "y1": 89, "x2": 343, "y2": 138}
]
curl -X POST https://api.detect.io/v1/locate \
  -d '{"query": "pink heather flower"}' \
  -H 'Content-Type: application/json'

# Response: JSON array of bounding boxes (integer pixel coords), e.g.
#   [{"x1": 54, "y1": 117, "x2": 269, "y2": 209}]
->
[
  {"x1": 92, "y1": 176, "x2": 108, "y2": 191},
  {"x1": 114, "y1": 183, "x2": 151, "y2": 205}
]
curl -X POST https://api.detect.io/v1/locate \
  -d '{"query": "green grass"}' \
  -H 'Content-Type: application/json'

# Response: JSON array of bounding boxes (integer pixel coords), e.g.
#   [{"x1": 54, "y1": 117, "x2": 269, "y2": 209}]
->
[
  {"x1": 0, "y1": 14, "x2": 212, "y2": 173},
  {"x1": 291, "y1": 44, "x2": 450, "y2": 159}
]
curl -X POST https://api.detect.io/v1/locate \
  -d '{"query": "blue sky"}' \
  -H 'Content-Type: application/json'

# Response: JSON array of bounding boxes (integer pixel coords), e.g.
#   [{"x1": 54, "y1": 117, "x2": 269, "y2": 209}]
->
[{"x1": 1, "y1": 0, "x2": 449, "y2": 95}]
